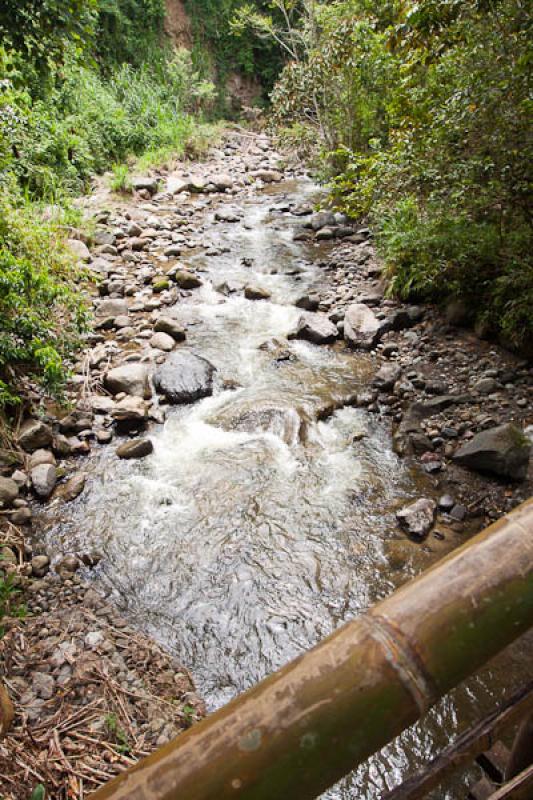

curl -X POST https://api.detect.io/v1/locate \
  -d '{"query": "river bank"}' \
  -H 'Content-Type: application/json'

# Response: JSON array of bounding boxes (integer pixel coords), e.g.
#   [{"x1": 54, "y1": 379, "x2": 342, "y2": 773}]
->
[{"x1": 1, "y1": 130, "x2": 531, "y2": 799}]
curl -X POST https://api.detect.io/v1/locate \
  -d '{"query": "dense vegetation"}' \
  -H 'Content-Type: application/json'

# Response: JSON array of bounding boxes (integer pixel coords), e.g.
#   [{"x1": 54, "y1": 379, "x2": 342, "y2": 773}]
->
[
  {"x1": 0, "y1": 0, "x2": 216, "y2": 410},
  {"x1": 1, "y1": 0, "x2": 530, "y2": 413},
  {"x1": 267, "y1": 0, "x2": 532, "y2": 347}
]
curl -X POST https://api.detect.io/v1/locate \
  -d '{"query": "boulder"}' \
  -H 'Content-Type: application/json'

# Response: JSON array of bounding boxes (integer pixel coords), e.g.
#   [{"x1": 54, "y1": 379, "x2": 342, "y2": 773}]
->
[
  {"x1": 154, "y1": 352, "x2": 216, "y2": 404},
  {"x1": 295, "y1": 294, "x2": 320, "y2": 312},
  {"x1": 18, "y1": 419, "x2": 53, "y2": 452},
  {"x1": 104, "y1": 364, "x2": 151, "y2": 398},
  {"x1": 215, "y1": 208, "x2": 241, "y2": 223},
  {"x1": 116, "y1": 438, "x2": 153, "y2": 459},
  {"x1": 112, "y1": 396, "x2": 148, "y2": 432},
  {"x1": 244, "y1": 285, "x2": 271, "y2": 301},
  {"x1": 29, "y1": 449, "x2": 56, "y2": 469},
  {"x1": 372, "y1": 364, "x2": 402, "y2": 391},
  {"x1": 31, "y1": 464, "x2": 57, "y2": 499},
  {"x1": 344, "y1": 303, "x2": 386, "y2": 349},
  {"x1": 31, "y1": 555, "x2": 50, "y2": 578},
  {"x1": 0, "y1": 478, "x2": 19, "y2": 508},
  {"x1": 291, "y1": 313, "x2": 338, "y2": 345},
  {"x1": 252, "y1": 169, "x2": 282, "y2": 183},
  {"x1": 211, "y1": 174, "x2": 233, "y2": 191},
  {"x1": 96, "y1": 299, "x2": 129, "y2": 318},
  {"x1": 67, "y1": 239, "x2": 91, "y2": 262},
  {"x1": 396, "y1": 498, "x2": 436, "y2": 539},
  {"x1": 453, "y1": 423, "x2": 531, "y2": 480},
  {"x1": 173, "y1": 270, "x2": 202, "y2": 290},
  {"x1": 150, "y1": 332, "x2": 175, "y2": 352},
  {"x1": 154, "y1": 317, "x2": 186, "y2": 342},
  {"x1": 131, "y1": 176, "x2": 159, "y2": 195}
]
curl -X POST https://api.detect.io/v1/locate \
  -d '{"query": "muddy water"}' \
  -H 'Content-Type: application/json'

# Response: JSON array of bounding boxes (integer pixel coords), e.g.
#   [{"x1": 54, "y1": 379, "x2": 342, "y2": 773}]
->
[{"x1": 42, "y1": 179, "x2": 529, "y2": 798}]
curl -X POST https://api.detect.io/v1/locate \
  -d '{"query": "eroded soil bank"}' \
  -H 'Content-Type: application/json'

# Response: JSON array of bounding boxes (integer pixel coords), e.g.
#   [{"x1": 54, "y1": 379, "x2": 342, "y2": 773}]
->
[{"x1": 1, "y1": 131, "x2": 531, "y2": 799}]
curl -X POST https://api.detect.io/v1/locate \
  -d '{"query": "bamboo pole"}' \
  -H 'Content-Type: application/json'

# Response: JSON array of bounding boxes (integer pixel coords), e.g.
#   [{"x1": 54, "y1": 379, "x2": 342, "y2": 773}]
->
[{"x1": 91, "y1": 499, "x2": 533, "y2": 800}]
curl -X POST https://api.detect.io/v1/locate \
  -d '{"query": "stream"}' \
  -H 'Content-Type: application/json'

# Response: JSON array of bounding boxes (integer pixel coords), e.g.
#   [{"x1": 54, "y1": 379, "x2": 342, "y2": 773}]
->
[{"x1": 41, "y1": 176, "x2": 529, "y2": 798}]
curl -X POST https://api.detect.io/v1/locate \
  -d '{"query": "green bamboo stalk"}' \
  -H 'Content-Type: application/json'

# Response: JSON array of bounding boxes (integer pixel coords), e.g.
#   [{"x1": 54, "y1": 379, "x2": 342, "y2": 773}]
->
[{"x1": 91, "y1": 499, "x2": 533, "y2": 800}]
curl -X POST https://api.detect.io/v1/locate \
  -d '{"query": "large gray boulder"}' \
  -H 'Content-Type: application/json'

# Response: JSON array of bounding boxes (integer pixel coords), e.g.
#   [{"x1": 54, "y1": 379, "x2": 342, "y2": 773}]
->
[
  {"x1": 291, "y1": 313, "x2": 338, "y2": 345},
  {"x1": 154, "y1": 317, "x2": 186, "y2": 342},
  {"x1": 131, "y1": 176, "x2": 159, "y2": 195},
  {"x1": 104, "y1": 364, "x2": 151, "y2": 398},
  {"x1": 31, "y1": 464, "x2": 57, "y2": 499},
  {"x1": 18, "y1": 419, "x2": 54, "y2": 452},
  {"x1": 453, "y1": 423, "x2": 531, "y2": 480},
  {"x1": 154, "y1": 352, "x2": 216, "y2": 404},
  {"x1": 95, "y1": 299, "x2": 129, "y2": 318},
  {"x1": 344, "y1": 303, "x2": 386, "y2": 349}
]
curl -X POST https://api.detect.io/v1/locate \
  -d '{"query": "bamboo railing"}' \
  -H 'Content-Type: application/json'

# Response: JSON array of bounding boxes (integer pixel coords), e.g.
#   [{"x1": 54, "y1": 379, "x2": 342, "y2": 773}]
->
[{"x1": 91, "y1": 498, "x2": 533, "y2": 800}]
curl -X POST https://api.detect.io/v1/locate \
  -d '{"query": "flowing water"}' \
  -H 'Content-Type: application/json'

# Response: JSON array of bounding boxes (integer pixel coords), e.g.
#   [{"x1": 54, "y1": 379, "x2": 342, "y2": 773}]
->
[{"x1": 41, "y1": 179, "x2": 530, "y2": 798}]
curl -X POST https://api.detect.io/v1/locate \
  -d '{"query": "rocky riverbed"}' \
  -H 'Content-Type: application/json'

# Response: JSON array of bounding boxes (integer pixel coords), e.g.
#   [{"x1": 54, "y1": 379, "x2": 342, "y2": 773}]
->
[{"x1": 0, "y1": 130, "x2": 531, "y2": 800}]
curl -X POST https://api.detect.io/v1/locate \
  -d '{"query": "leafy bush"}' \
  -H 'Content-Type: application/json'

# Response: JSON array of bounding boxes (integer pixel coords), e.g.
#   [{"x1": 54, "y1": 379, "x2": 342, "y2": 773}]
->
[
  {"x1": 3, "y1": 49, "x2": 216, "y2": 197},
  {"x1": 269, "y1": 0, "x2": 533, "y2": 347},
  {"x1": 0, "y1": 183, "x2": 89, "y2": 408}
]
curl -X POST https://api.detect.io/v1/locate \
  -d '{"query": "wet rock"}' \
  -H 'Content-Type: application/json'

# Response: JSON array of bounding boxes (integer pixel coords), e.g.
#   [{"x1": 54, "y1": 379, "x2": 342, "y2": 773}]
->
[
  {"x1": 0, "y1": 477, "x2": 19, "y2": 508},
  {"x1": 31, "y1": 555, "x2": 50, "y2": 578},
  {"x1": 396, "y1": 498, "x2": 436, "y2": 539},
  {"x1": 57, "y1": 474, "x2": 86, "y2": 502},
  {"x1": 316, "y1": 227, "x2": 335, "y2": 241},
  {"x1": 56, "y1": 554, "x2": 80, "y2": 577},
  {"x1": 453, "y1": 423, "x2": 530, "y2": 480},
  {"x1": 372, "y1": 364, "x2": 402, "y2": 391},
  {"x1": 18, "y1": 419, "x2": 53, "y2": 452},
  {"x1": 112, "y1": 396, "x2": 148, "y2": 432},
  {"x1": 31, "y1": 464, "x2": 57, "y2": 498},
  {"x1": 344, "y1": 303, "x2": 385, "y2": 350},
  {"x1": 215, "y1": 208, "x2": 241, "y2": 223},
  {"x1": 154, "y1": 352, "x2": 216, "y2": 405},
  {"x1": 438, "y1": 495, "x2": 455, "y2": 512},
  {"x1": 150, "y1": 332, "x2": 175, "y2": 352},
  {"x1": 295, "y1": 294, "x2": 320, "y2": 312},
  {"x1": 244, "y1": 285, "x2": 271, "y2": 301},
  {"x1": 154, "y1": 317, "x2": 186, "y2": 342},
  {"x1": 116, "y1": 438, "x2": 153, "y2": 459},
  {"x1": 104, "y1": 363, "x2": 151, "y2": 398},
  {"x1": 173, "y1": 270, "x2": 202, "y2": 290},
  {"x1": 291, "y1": 313, "x2": 339, "y2": 345}
]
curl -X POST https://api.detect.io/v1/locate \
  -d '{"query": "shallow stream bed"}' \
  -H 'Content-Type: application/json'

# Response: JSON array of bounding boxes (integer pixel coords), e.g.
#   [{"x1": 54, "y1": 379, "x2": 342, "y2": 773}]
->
[{"x1": 40, "y1": 178, "x2": 529, "y2": 798}]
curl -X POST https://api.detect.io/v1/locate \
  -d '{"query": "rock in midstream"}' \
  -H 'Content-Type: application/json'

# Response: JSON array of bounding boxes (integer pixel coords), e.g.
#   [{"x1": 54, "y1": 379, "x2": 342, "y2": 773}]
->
[{"x1": 153, "y1": 352, "x2": 216, "y2": 404}]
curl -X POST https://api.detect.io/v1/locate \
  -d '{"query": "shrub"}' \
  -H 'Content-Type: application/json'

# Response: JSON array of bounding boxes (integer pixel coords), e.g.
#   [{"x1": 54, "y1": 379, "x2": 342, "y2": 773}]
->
[{"x1": 0, "y1": 183, "x2": 89, "y2": 409}]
